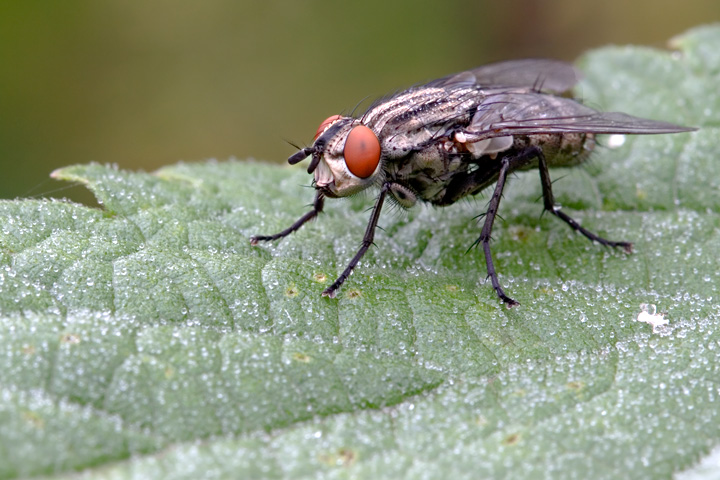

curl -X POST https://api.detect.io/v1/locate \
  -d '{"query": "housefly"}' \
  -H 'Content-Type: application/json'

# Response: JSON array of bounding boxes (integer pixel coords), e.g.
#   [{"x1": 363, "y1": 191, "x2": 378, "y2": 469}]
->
[{"x1": 251, "y1": 59, "x2": 694, "y2": 307}]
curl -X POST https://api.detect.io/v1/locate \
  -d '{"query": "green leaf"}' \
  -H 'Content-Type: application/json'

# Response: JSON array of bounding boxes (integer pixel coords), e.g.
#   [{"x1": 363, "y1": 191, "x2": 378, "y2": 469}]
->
[{"x1": 1, "y1": 25, "x2": 719, "y2": 479}]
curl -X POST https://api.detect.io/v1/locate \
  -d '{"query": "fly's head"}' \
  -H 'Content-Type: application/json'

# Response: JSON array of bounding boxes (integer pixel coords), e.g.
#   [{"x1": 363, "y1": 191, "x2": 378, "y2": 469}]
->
[{"x1": 288, "y1": 115, "x2": 383, "y2": 198}]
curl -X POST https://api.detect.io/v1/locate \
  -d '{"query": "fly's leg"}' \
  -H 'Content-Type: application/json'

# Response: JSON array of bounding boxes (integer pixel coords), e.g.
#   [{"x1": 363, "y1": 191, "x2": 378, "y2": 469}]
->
[
  {"x1": 535, "y1": 147, "x2": 633, "y2": 253},
  {"x1": 477, "y1": 151, "x2": 535, "y2": 308},
  {"x1": 250, "y1": 191, "x2": 325, "y2": 244},
  {"x1": 322, "y1": 183, "x2": 390, "y2": 298}
]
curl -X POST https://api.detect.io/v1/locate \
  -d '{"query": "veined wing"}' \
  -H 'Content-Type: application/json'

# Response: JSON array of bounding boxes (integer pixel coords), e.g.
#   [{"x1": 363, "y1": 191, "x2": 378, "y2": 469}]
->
[
  {"x1": 426, "y1": 59, "x2": 581, "y2": 93},
  {"x1": 465, "y1": 91, "x2": 695, "y2": 138}
]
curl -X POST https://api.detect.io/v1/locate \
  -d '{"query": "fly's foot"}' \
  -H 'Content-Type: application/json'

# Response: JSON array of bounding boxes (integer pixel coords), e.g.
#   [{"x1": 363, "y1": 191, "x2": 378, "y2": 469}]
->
[
  {"x1": 485, "y1": 274, "x2": 520, "y2": 308},
  {"x1": 499, "y1": 294, "x2": 520, "y2": 308},
  {"x1": 321, "y1": 287, "x2": 337, "y2": 298},
  {"x1": 605, "y1": 240, "x2": 633, "y2": 254}
]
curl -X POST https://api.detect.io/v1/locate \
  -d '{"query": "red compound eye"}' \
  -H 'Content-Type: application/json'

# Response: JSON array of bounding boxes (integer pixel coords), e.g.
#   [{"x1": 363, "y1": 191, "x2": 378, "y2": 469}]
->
[
  {"x1": 314, "y1": 114, "x2": 342, "y2": 140},
  {"x1": 344, "y1": 125, "x2": 381, "y2": 179}
]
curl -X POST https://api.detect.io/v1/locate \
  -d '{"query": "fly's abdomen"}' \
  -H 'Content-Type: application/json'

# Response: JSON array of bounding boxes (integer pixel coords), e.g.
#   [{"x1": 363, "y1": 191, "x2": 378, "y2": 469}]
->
[{"x1": 512, "y1": 132, "x2": 596, "y2": 169}]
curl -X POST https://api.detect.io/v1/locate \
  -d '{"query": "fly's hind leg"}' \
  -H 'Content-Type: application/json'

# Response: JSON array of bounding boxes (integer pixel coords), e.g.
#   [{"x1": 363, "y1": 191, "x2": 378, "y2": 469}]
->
[{"x1": 534, "y1": 147, "x2": 633, "y2": 253}]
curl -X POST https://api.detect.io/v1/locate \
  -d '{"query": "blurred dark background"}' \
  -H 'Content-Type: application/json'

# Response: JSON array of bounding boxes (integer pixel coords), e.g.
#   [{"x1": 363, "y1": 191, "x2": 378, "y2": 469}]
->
[{"x1": 1, "y1": 1, "x2": 717, "y2": 203}]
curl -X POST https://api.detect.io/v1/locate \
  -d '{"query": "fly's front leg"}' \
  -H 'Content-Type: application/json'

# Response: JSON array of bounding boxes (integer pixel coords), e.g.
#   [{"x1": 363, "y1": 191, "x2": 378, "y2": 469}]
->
[
  {"x1": 250, "y1": 191, "x2": 325, "y2": 244},
  {"x1": 535, "y1": 147, "x2": 632, "y2": 253},
  {"x1": 322, "y1": 183, "x2": 390, "y2": 298}
]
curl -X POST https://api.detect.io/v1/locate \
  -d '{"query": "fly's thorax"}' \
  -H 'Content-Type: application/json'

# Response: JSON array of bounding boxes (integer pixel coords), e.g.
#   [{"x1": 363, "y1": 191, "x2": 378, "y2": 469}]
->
[{"x1": 312, "y1": 117, "x2": 384, "y2": 198}]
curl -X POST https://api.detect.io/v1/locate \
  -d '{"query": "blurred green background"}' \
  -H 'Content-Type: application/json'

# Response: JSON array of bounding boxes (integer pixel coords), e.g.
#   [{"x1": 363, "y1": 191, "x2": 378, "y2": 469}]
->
[{"x1": 1, "y1": 1, "x2": 717, "y2": 203}]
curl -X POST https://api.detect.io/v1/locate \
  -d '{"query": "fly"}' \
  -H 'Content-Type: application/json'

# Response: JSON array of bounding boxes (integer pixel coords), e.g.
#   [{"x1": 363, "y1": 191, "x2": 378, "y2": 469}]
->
[{"x1": 251, "y1": 59, "x2": 695, "y2": 307}]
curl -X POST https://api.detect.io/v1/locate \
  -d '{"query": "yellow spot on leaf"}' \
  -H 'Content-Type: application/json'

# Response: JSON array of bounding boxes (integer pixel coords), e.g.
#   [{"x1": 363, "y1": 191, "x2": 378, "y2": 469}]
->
[
  {"x1": 567, "y1": 381, "x2": 584, "y2": 391},
  {"x1": 60, "y1": 333, "x2": 81, "y2": 345},
  {"x1": 293, "y1": 352, "x2": 311, "y2": 363},
  {"x1": 346, "y1": 289, "x2": 362, "y2": 299},
  {"x1": 22, "y1": 410, "x2": 44, "y2": 429},
  {"x1": 318, "y1": 448, "x2": 357, "y2": 467},
  {"x1": 285, "y1": 284, "x2": 299, "y2": 298}
]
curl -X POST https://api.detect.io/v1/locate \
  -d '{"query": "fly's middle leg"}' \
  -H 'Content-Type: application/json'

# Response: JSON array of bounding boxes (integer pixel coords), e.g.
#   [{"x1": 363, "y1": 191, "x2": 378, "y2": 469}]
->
[{"x1": 476, "y1": 148, "x2": 536, "y2": 307}]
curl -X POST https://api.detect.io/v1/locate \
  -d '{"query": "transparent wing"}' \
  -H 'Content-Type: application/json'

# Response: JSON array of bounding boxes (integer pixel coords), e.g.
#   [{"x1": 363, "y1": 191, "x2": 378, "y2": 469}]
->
[
  {"x1": 466, "y1": 92, "x2": 695, "y2": 138},
  {"x1": 427, "y1": 59, "x2": 582, "y2": 93}
]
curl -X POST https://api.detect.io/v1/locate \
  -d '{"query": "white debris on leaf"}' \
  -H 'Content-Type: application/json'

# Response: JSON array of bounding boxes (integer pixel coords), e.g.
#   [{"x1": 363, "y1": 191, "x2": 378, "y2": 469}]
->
[{"x1": 636, "y1": 303, "x2": 669, "y2": 334}]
